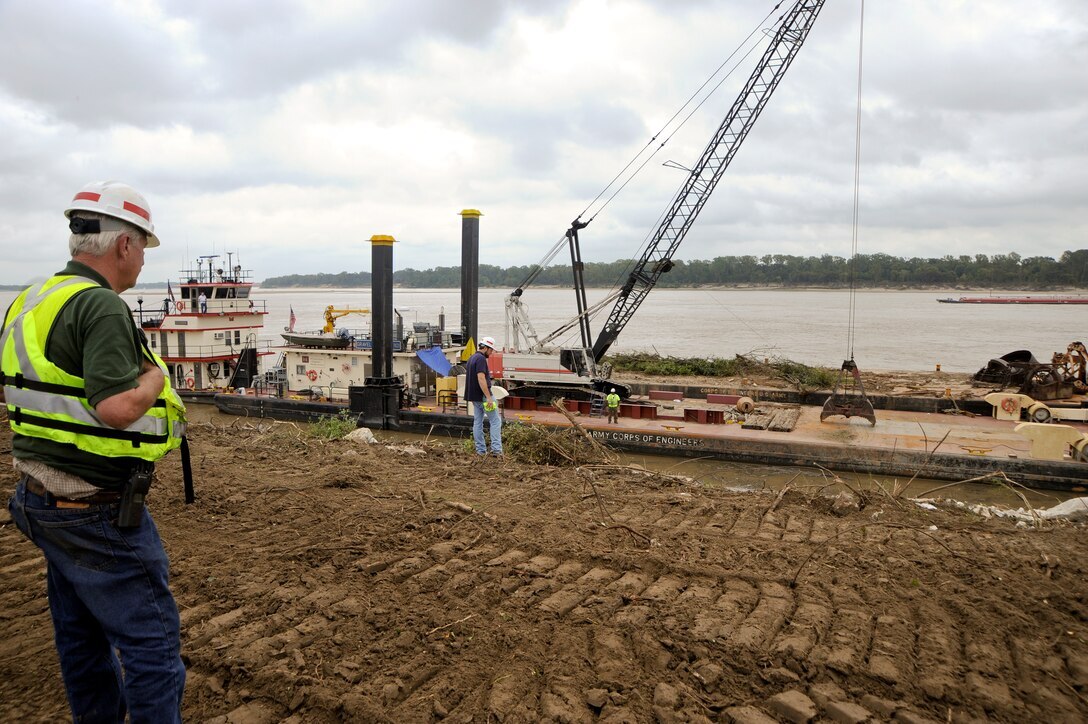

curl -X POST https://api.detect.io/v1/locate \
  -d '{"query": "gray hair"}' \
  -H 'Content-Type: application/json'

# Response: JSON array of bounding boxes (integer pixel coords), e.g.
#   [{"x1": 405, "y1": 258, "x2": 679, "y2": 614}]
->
[{"x1": 68, "y1": 212, "x2": 147, "y2": 257}]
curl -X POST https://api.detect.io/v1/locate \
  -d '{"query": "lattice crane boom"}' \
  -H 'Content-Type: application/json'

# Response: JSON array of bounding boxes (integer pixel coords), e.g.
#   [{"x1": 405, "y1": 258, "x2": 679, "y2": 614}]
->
[{"x1": 590, "y1": 0, "x2": 827, "y2": 362}]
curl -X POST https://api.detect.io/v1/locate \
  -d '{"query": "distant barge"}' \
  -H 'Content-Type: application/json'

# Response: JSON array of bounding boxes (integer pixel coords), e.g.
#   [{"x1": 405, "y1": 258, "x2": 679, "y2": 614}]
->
[{"x1": 938, "y1": 296, "x2": 1088, "y2": 304}]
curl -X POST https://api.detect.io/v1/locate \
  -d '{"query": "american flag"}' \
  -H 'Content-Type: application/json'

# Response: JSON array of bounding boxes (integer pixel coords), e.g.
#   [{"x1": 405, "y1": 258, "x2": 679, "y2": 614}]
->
[
  {"x1": 167, "y1": 280, "x2": 176, "y2": 303},
  {"x1": 288, "y1": 306, "x2": 296, "y2": 332}
]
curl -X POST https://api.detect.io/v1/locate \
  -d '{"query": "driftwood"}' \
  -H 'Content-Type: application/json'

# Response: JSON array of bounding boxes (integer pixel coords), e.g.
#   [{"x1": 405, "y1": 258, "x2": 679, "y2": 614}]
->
[
  {"x1": 551, "y1": 397, "x2": 618, "y2": 463},
  {"x1": 741, "y1": 406, "x2": 801, "y2": 432},
  {"x1": 443, "y1": 500, "x2": 497, "y2": 522}
]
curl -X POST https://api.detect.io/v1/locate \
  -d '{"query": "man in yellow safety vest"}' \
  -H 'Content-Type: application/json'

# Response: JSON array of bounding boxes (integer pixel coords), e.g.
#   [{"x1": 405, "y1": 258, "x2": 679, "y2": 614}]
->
[
  {"x1": 606, "y1": 388, "x2": 621, "y2": 424},
  {"x1": 2, "y1": 181, "x2": 188, "y2": 722}
]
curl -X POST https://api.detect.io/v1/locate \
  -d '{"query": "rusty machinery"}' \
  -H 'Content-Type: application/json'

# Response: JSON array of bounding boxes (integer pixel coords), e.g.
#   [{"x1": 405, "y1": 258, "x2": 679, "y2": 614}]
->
[
  {"x1": 974, "y1": 341, "x2": 1088, "y2": 401},
  {"x1": 1052, "y1": 341, "x2": 1087, "y2": 386}
]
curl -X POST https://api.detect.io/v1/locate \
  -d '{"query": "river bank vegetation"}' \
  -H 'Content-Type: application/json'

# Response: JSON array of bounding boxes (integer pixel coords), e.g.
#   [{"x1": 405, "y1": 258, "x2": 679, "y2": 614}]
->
[
  {"x1": 261, "y1": 250, "x2": 1088, "y2": 289},
  {"x1": 607, "y1": 352, "x2": 838, "y2": 391}
]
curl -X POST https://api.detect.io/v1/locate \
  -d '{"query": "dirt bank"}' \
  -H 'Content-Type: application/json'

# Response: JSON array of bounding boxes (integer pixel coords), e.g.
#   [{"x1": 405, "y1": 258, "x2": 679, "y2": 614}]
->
[{"x1": 2, "y1": 419, "x2": 1087, "y2": 723}]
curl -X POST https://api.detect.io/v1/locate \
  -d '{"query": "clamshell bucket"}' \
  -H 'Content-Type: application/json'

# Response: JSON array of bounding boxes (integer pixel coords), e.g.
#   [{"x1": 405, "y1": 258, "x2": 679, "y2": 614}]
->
[{"x1": 821, "y1": 359, "x2": 876, "y2": 426}]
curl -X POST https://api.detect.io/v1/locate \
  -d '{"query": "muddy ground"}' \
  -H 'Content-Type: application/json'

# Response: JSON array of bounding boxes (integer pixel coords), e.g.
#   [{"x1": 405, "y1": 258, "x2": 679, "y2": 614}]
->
[{"x1": 2, "y1": 415, "x2": 1088, "y2": 723}]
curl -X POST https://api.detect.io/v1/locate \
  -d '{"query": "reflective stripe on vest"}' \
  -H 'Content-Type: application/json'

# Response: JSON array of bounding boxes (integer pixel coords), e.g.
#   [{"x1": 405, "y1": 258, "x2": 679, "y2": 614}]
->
[{"x1": 1, "y1": 275, "x2": 187, "y2": 460}]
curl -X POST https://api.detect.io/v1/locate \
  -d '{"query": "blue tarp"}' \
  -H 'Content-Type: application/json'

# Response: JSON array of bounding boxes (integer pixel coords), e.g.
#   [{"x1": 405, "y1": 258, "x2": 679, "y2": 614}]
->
[{"x1": 416, "y1": 347, "x2": 452, "y2": 377}]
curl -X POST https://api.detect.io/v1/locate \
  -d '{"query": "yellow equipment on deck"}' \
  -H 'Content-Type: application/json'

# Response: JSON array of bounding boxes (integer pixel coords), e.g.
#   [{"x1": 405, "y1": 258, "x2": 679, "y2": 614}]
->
[{"x1": 322, "y1": 306, "x2": 369, "y2": 333}]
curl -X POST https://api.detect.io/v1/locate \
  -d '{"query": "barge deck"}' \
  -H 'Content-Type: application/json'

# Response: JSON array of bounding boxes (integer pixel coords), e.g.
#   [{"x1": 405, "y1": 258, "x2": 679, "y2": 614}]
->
[{"x1": 214, "y1": 390, "x2": 1088, "y2": 492}]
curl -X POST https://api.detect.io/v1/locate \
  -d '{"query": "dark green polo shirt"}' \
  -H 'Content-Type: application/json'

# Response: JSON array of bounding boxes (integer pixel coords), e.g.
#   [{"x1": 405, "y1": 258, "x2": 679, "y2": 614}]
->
[{"x1": 7, "y1": 261, "x2": 146, "y2": 488}]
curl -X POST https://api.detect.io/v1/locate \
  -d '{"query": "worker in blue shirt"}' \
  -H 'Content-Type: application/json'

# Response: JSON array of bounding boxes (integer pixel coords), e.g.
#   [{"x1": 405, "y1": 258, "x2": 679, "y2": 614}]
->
[{"x1": 464, "y1": 336, "x2": 502, "y2": 456}]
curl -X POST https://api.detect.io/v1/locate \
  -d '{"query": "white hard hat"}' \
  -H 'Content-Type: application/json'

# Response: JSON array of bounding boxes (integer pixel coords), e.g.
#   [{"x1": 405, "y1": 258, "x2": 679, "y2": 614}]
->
[
  {"x1": 479, "y1": 336, "x2": 497, "y2": 350},
  {"x1": 65, "y1": 180, "x2": 160, "y2": 248},
  {"x1": 610, "y1": 388, "x2": 616, "y2": 392}
]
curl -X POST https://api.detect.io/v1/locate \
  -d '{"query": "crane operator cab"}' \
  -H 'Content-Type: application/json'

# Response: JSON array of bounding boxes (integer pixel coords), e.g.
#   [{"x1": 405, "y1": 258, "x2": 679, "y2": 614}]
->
[{"x1": 560, "y1": 347, "x2": 594, "y2": 378}]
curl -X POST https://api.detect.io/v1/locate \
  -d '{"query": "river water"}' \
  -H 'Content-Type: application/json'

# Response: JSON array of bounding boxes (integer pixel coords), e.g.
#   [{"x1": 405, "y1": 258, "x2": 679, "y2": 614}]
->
[
  {"x1": 195, "y1": 286, "x2": 1081, "y2": 372},
  {"x1": 1, "y1": 285, "x2": 1080, "y2": 372}
]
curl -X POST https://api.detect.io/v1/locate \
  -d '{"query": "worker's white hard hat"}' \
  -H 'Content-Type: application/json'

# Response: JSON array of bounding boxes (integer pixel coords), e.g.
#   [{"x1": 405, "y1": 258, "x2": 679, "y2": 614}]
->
[
  {"x1": 479, "y1": 336, "x2": 497, "y2": 350},
  {"x1": 610, "y1": 388, "x2": 616, "y2": 393},
  {"x1": 65, "y1": 181, "x2": 160, "y2": 248}
]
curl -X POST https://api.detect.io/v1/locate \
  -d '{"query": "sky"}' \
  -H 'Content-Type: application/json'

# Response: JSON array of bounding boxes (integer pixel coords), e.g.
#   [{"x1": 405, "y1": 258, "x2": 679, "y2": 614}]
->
[{"x1": 0, "y1": 0, "x2": 1085, "y2": 285}]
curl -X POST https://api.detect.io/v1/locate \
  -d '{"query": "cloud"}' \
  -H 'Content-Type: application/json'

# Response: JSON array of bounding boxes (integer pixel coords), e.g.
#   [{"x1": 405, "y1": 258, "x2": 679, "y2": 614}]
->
[{"x1": 0, "y1": 0, "x2": 1084, "y2": 285}]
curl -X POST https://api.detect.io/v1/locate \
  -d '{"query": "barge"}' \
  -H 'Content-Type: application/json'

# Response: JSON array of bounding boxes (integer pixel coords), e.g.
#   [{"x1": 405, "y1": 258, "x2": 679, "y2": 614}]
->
[
  {"x1": 214, "y1": 381, "x2": 1088, "y2": 493},
  {"x1": 938, "y1": 295, "x2": 1088, "y2": 304}
]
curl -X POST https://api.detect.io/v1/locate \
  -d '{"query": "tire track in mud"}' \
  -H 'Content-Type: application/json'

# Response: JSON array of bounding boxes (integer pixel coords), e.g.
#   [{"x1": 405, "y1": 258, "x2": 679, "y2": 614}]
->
[
  {"x1": 440, "y1": 510, "x2": 1065, "y2": 720},
  {"x1": 174, "y1": 494, "x2": 1074, "y2": 723},
  {"x1": 5, "y1": 429, "x2": 1087, "y2": 723},
  {"x1": 0, "y1": 530, "x2": 69, "y2": 723},
  {"x1": 4, "y1": 495, "x2": 1075, "y2": 724}
]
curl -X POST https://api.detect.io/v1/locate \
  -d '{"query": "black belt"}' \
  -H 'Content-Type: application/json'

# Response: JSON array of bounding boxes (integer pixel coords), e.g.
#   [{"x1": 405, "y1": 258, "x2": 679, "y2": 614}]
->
[{"x1": 24, "y1": 476, "x2": 122, "y2": 505}]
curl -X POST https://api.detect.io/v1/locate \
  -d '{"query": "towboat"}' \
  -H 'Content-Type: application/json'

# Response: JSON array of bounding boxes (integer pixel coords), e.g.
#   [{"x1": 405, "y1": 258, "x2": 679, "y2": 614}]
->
[{"x1": 135, "y1": 254, "x2": 272, "y2": 396}]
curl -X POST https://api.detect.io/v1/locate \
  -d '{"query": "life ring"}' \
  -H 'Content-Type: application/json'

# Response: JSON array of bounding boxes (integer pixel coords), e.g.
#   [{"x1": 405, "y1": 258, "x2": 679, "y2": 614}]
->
[
  {"x1": 185, "y1": 377, "x2": 195, "y2": 390},
  {"x1": 1000, "y1": 396, "x2": 1018, "y2": 414},
  {"x1": 306, "y1": 369, "x2": 318, "y2": 382},
  {"x1": 175, "y1": 301, "x2": 185, "y2": 312}
]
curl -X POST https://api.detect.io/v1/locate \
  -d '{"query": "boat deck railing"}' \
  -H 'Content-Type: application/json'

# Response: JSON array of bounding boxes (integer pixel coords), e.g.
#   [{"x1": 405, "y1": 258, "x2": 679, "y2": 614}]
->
[
  {"x1": 178, "y1": 299, "x2": 268, "y2": 315},
  {"x1": 178, "y1": 268, "x2": 255, "y2": 285},
  {"x1": 152, "y1": 339, "x2": 277, "y2": 360},
  {"x1": 136, "y1": 299, "x2": 268, "y2": 325}
]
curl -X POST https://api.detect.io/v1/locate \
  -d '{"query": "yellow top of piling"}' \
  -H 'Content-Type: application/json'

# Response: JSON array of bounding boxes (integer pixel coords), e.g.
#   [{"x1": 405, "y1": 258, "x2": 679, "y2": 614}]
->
[{"x1": 369, "y1": 234, "x2": 397, "y2": 246}]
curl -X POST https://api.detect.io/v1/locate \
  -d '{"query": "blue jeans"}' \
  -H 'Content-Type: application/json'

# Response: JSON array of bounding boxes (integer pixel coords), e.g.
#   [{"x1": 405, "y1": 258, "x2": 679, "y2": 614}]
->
[
  {"x1": 8, "y1": 476, "x2": 185, "y2": 723},
  {"x1": 472, "y1": 401, "x2": 503, "y2": 454}
]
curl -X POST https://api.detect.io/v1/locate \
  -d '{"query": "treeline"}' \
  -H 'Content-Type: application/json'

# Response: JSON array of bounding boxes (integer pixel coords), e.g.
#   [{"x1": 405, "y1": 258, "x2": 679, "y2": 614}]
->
[{"x1": 261, "y1": 250, "x2": 1088, "y2": 289}]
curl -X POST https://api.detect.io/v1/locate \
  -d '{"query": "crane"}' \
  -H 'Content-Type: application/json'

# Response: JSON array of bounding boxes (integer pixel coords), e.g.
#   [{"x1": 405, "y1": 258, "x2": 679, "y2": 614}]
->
[
  {"x1": 323, "y1": 306, "x2": 370, "y2": 334},
  {"x1": 503, "y1": 0, "x2": 827, "y2": 393}
]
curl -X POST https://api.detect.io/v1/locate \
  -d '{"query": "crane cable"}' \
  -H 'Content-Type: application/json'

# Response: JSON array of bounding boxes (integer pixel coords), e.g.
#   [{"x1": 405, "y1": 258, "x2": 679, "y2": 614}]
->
[
  {"x1": 845, "y1": 0, "x2": 866, "y2": 361},
  {"x1": 515, "y1": 1, "x2": 793, "y2": 294},
  {"x1": 592, "y1": 27, "x2": 771, "y2": 274},
  {"x1": 545, "y1": 2, "x2": 803, "y2": 351},
  {"x1": 598, "y1": 2, "x2": 799, "y2": 305},
  {"x1": 578, "y1": 1, "x2": 789, "y2": 224}
]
